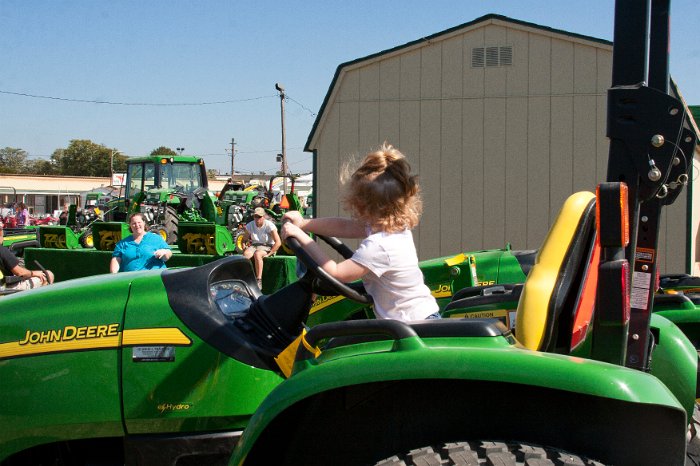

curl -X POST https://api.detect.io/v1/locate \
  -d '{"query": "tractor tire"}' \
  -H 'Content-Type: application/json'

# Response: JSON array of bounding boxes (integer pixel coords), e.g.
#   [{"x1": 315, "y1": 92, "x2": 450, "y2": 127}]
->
[
  {"x1": 233, "y1": 228, "x2": 248, "y2": 253},
  {"x1": 374, "y1": 441, "x2": 605, "y2": 466},
  {"x1": 686, "y1": 404, "x2": 700, "y2": 466},
  {"x1": 79, "y1": 231, "x2": 94, "y2": 248},
  {"x1": 163, "y1": 205, "x2": 179, "y2": 244}
]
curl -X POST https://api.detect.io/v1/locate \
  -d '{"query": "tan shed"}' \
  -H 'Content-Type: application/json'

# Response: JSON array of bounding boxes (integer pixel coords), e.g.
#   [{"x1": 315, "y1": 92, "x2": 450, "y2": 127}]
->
[{"x1": 305, "y1": 14, "x2": 699, "y2": 273}]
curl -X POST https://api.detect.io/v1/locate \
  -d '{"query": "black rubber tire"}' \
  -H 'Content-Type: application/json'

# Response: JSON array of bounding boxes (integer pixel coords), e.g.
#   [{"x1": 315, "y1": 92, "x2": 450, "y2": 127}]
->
[
  {"x1": 686, "y1": 404, "x2": 700, "y2": 466},
  {"x1": 374, "y1": 441, "x2": 605, "y2": 466},
  {"x1": 163, "y1": 205, "x2": 179, "y2": 244}
]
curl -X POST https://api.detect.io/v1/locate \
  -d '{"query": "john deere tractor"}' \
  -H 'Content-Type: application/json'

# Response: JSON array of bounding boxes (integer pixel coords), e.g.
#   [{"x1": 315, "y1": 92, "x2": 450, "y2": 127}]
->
[
  {"x1": 122, "y1": 155, "x2": 213, "y2": 244},
  {"x1": 229, "y1": 1, "x2": 700, "y2": 465}
]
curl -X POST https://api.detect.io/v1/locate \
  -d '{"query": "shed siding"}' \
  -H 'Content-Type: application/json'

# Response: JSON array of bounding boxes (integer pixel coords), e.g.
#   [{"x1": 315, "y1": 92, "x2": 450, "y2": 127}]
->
[
  {"x1": 317, "y1": 105, "x2": 340, "y2": 218},
  {"x1": 462, "y1": 99, "x2": 485, "y2": 249},
  {"x1": 527, "y1": 96, "x2": 552, "y2": 245},
  {"x1": 505, "y1": 97, "x2": 529, "y2": 249},
  {"x1": 308, "y1": 17, "x2": 692, "y2": 273}
]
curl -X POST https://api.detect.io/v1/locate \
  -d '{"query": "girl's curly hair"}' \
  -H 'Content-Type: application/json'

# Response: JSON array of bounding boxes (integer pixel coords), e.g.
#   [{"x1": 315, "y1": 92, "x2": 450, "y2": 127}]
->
[{"x1": 341, "y1": 143, "x2": 422, "y2": 232}]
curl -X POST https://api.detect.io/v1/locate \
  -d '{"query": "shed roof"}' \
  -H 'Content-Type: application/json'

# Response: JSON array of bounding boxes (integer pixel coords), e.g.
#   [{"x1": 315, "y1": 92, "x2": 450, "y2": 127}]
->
[{"x1": 304, "y1": 13, "x2": 613, "y2": 152}]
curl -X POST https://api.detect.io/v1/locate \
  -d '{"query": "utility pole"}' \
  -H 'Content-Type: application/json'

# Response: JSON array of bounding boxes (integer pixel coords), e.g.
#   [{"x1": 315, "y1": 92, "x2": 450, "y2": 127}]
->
[
  {"x1": 110, "y1": 150, "x2": 121, "y2": 185},
  {"x1": 230, "y1": 138, "x2": 236, "y2": 178},
  {"x1": 275, "y1": 83, "x2": 288, "y2": 193}
]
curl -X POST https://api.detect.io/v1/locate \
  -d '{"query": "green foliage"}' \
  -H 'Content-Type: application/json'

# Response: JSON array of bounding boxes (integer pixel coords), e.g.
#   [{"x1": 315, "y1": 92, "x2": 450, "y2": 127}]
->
[
  {"x1": 206, "y1": 169, "x2": 218, "y2": 179},
  {"x1": 26, "y1": 158, "x2": 58, "y2": 175},
  {"x1": 0, "y1": 141, "x2": 126, "y2": 176},
  {"x1": 53, "y1": 140, "x2": 115, "y2": 176},
  {"x1": 150, "y1": 146, "x2": 177, "y2": 156},
  {"x1": 0, "y1": 147, "x2": 29, "y2": 173},
  {"x1": 112, "y1": 151, "x2": 129, "y2": 173}
]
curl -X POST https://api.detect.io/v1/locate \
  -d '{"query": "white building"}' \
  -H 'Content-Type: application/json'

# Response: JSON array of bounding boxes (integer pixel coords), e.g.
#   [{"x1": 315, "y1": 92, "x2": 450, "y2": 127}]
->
[{"x1": 305, "y1": 14, "x2": 699, "y2": 273}]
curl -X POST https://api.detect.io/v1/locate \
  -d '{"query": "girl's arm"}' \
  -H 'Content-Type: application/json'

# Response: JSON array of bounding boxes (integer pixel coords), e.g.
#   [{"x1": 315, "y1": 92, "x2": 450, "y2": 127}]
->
[
  {"x1": 281, "y1": 223, "x2": 367, "y2": 282},
  {"x1": 282, "y1": 211, "x2": 366, "y2": 239}
]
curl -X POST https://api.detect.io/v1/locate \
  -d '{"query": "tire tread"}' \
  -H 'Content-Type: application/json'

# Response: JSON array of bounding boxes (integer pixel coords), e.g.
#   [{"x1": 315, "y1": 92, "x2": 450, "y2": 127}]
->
[{"x1": 375, "y1": 441, "x2": 603, "y2": 466}]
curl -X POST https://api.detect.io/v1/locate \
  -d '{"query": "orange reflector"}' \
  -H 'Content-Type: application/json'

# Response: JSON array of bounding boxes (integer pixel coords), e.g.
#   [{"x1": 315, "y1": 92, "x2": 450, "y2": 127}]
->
[
  {"x1": 619, "y1": 183, "x2": 629, "y2": 247},
  {"x1": 621, "y1": 260, "x2": 630, "y2": 322},
  {"x1": 596, "y1": 182, "x2": 629, "y2": 248},
  {"x1": 571, "y1": 236, "x2": 601, "y2": 350},
  {"x1": 280, "y1": 196, "x2": 290, "y2": 209}
]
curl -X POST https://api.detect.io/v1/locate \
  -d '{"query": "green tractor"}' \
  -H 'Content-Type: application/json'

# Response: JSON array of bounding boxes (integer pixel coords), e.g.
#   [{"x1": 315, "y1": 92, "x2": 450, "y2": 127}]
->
[
  {"x1": 122, "y1": 155, "x2": 213, "y2": 244},
  {"x1": 1, "y1": 1, "x2": 698, "y2": 465},
  {"x1": 114, "y1": 154, "x2": 238, "y2": 256},
  {"x1": 229, "y1": 1, "x2": 700, "y2": 465},
  {"x1": 221, "y1": 174, "x2": 307, "y2": 254}
]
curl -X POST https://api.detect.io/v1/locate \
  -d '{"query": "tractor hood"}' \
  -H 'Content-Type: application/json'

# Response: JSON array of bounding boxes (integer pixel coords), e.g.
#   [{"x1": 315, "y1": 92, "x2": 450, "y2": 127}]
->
[{"x1": 0, "y1": 270, "x2": 164, "y2": 362}]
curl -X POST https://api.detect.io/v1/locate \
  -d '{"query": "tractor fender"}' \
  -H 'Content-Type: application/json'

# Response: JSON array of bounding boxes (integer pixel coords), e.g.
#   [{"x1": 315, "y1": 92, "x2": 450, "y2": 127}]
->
[
  {"x1": 233, "y1": 333, "x2": 688, "y2": 465},
  {"x1": 648, "y1": 313, "x2": 699, "y2": 417}
]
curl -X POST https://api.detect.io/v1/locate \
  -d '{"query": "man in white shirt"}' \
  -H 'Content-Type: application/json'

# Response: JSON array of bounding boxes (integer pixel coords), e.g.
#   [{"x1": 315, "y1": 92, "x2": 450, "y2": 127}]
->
[{"x1": 243, "y1": 207, "x2": 281, "y2": 289}]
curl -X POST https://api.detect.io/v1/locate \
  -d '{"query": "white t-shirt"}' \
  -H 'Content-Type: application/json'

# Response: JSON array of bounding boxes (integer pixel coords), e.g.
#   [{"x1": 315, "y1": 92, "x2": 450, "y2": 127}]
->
[
  {"x1": 351, "y1": 229, "x2": 439, "y2": 321},
  {"x1": 245, "y1": 219, "x2": 277, "y2": 246}
]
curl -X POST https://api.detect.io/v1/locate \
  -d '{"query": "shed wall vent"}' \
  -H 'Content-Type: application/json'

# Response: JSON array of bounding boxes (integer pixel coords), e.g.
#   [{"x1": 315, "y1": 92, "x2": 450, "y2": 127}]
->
[{"x1": 471, "y1": 46, "x2": 513, "y2": 67}]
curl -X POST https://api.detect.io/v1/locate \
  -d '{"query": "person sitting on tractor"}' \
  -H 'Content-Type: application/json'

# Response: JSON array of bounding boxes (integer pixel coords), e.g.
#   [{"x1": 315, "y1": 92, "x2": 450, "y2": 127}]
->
[
  {"x1": 243, "y1": 207, "x2": 282, "y2": 289},
  {"x1": 109, "y1": 212, "x2": 172, "y2": 273},
  {"x1": 0, "y1": 226, "x2": 54, "y2": 291},
  {"x1": 281, "y1": 143, "x2": 439, "y2": 322}
]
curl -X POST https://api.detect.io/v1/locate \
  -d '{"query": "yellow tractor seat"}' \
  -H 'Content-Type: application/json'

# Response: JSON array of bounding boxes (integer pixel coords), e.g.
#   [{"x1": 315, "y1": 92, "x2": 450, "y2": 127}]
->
[{"x1": 515, "y1": 191, "x2": 598, "y2": 352}]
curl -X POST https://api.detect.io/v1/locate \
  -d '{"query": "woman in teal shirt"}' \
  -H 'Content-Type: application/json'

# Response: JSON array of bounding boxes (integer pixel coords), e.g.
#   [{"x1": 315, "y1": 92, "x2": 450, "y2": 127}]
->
[{"x1": 109, "y1": 213, "x2": 172, "y2": 273}]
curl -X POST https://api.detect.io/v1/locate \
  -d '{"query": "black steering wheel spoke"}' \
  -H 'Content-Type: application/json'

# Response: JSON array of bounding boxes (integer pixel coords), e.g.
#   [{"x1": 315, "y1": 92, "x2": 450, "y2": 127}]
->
[{"x1": 285, "y1": 235, "x2": 372, "y2": 305}]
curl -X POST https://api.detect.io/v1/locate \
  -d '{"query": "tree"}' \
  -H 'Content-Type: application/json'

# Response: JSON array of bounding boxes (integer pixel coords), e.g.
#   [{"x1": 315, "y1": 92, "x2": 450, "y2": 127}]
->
[
  {"x1": 26, "y1": 158, "x2": 58, "y2": 175},
  {"x1": 150, "y1": 146, "x2": 177, "y2": 156},
  {"x1": 112, "y1": 151, "x2": 129, "y2": 173},
  {"x1": 206, "y1": 169, "x2": 218, "y2": 179},
  {"x1": 53, "y1": 140, "x2": 114, "y2": 177},
  {"x1": 0, "y1": 147, "x2": 29, "y2": 174}
]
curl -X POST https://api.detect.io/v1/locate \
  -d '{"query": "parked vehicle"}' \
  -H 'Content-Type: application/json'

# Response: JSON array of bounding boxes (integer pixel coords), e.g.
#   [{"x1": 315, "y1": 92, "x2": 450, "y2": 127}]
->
[{"x1": 229, "y1": 1, "x2": 700, "y2": 465}]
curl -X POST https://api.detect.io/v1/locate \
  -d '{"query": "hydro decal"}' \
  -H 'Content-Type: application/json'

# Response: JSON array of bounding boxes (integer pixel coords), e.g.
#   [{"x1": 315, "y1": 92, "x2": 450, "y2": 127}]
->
[
  {"x1": 0, "y1": 325, "x2": 191, "y2": 360},
  {"x1": 158, "y1": 402, "x2": 193, "y2": 414}
]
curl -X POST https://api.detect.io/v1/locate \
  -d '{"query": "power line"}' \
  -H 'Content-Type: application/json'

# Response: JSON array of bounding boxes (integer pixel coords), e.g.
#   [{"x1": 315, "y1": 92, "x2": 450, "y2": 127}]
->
[
  {"x1": 1, "y1": 89, "x2": 319, "y2": 118},
  {"x1": 0, "y1": 89, "x2": 277, "y2": 106},
  {"x1": 201, "y1": 146, "x2": 305, "y2": 156},
  {"x1": 285, "y1": 94, "x2": 317, "y2": 117}
]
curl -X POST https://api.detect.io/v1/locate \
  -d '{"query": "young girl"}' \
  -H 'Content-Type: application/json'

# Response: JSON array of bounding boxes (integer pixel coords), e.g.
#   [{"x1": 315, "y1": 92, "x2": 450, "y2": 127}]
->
[{"x1": 281, "y1": 143, "x2": 439, "y2": 322}]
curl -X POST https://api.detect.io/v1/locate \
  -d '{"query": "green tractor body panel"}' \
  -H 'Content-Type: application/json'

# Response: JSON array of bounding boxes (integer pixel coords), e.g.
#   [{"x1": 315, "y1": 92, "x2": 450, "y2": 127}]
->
[
  {"x1": 143, "y1": 189, "x2": 184, "y2": 206},
  {"x1": 177, "y1": 222, "x2": 235, "y2": 256},
  {"x1": 2, "y1": 230, "x2": 37, "y2": 247},
  {"x1": 308, "y1": 247, "x2": 531, "y2": 326},
  {"x1": 0, "y1": 262, "x2": 287, "y2": 462},
  {"x1": 0, "y1": 274, "x2": 133, "y2": 457},
  {"x1": 231, "y1": 320, "x2": 689, "y2": 466},
  {"x1": 119, "y1": 276, "x2": 282, "y2": 434},
  {"x1": 2, "y1": 229, "x2": 40, "y2": 258},
  {"x1": 647, "y1": 314, "x2": 699, "y2": 416},
  {"x1": 37, "y1": 226, "x2": 81, "y2": 249},
  {"x1": 92, "y1": 222, "x2": 132, "y2": 251}
]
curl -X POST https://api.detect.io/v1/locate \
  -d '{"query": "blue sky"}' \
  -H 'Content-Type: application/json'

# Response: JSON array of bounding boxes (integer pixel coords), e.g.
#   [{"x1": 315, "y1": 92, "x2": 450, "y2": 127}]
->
[{"x1": 1, "y1": 0, "x2": 698, "y2": 175}]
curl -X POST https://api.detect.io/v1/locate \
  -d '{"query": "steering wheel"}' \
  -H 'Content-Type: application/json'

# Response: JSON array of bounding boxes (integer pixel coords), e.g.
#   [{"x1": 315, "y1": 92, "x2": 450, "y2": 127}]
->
[{"x1": 285, "y1": 235, "x2": 372, "y2": 305}]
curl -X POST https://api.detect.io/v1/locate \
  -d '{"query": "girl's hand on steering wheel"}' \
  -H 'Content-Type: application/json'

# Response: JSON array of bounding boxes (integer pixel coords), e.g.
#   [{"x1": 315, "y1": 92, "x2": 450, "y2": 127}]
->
[
  {"x1": 281, "y1": 222, "x2": 304, "y2": 242},
  {"x1": 281, "y1": 211, "x2": 305, "y2": 228}
]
